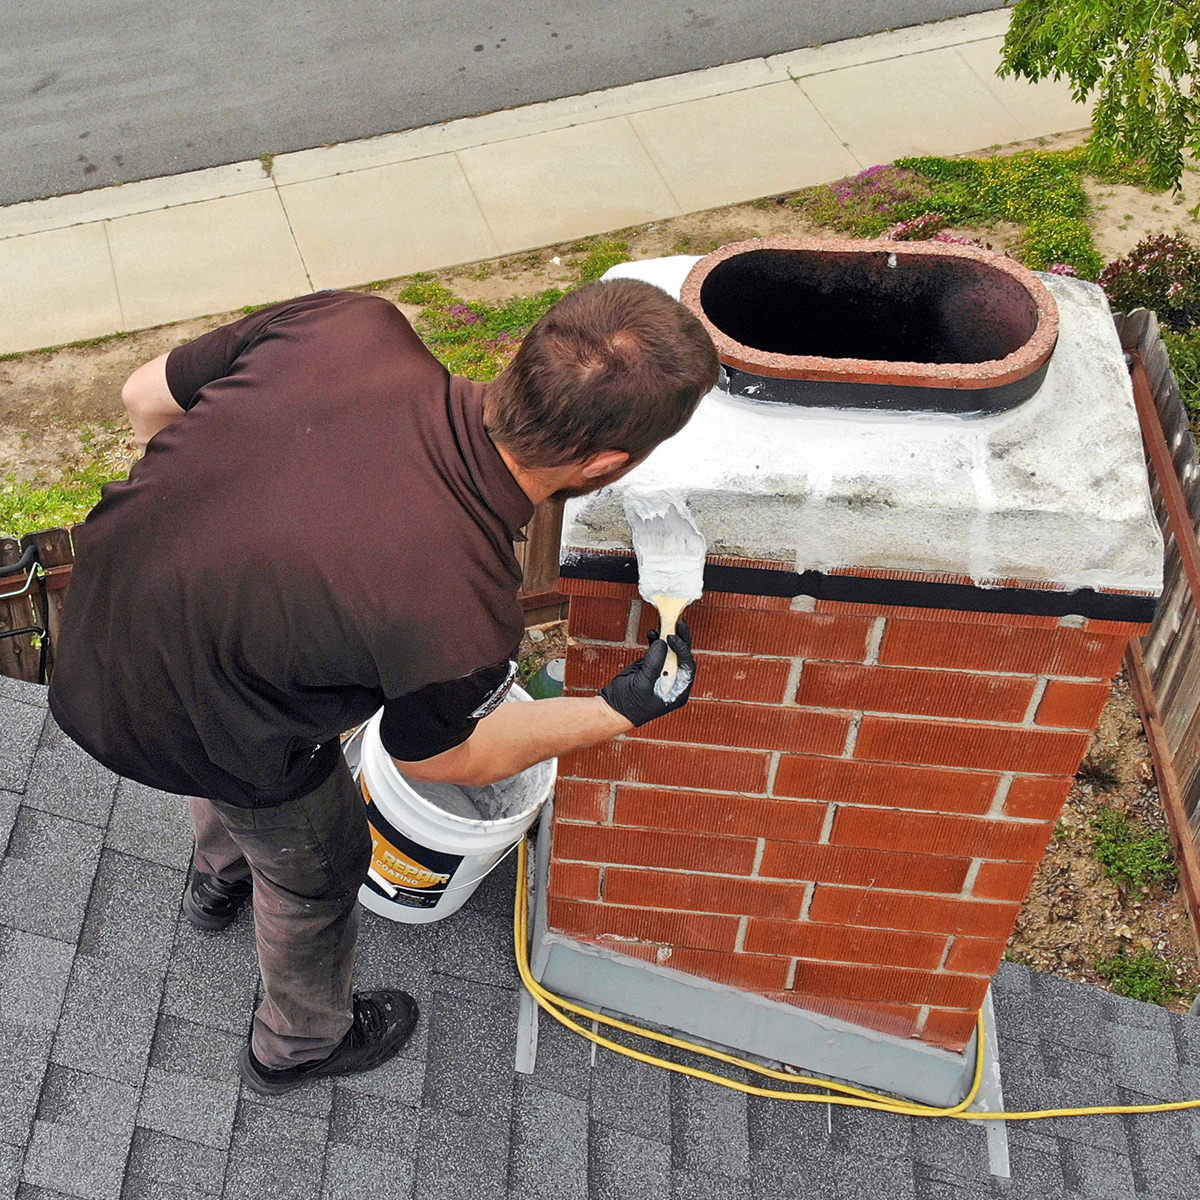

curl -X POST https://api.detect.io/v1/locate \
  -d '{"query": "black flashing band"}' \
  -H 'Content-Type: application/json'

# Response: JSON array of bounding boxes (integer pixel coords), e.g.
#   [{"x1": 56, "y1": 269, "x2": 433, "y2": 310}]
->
[
  {"x1": 560, "y1": 554, "x2": 1159, "y2": 624},
  {"x1": 723, "y1": 360, "x2": 1049, "y2": 417}
]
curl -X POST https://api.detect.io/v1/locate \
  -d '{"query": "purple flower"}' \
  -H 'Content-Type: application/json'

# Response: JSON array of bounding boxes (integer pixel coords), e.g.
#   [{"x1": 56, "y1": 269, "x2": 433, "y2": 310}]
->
[
  {"x1": 1048, "y1": 263, "x2": 1079, "y2": 276},
  {"x1": 448, "y1": 304, "x2": 480, "y2": 323}
]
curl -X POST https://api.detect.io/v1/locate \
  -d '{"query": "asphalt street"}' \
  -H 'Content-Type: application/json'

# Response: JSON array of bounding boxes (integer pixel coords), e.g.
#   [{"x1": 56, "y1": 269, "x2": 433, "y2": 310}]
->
[{"x1": 3, "y1": 0, "x2": 1002, "y2": 206}]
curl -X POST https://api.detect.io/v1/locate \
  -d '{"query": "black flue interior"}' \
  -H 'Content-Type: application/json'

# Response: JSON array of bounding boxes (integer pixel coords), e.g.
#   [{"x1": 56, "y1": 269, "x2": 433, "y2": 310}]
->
[{"x1": 699, "y1": 249, "x2": 1039, "y2": 365}]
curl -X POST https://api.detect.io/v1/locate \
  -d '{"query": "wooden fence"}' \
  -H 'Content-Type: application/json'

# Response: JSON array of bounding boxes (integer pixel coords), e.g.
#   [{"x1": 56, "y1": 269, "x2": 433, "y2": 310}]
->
[
  {"x1": 0, "y1": 500, "x2": 567, "y2": 686},
  {"x1": 1116, "y1": 310, "x2": 1200, "y2": 946}
]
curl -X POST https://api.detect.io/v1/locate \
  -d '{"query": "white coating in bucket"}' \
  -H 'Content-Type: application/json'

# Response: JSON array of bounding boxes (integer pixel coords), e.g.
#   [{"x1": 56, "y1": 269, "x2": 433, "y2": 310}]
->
[{"x1": 354, "y1": 685, "x2": 556, "y2": 923}]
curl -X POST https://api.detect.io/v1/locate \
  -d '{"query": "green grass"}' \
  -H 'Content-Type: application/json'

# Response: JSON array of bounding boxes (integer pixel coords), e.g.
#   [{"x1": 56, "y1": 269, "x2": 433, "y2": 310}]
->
[
  {"x1": 1094, "y1": 946, "x2": 1187, "y2": 1006},
  {"x1": 574, "y1": 239, "x2": 631, "y2": 283},
  {"x1": 0, "y1": 330, "x2": 134, "y2": 362},
  {"x1": 1091, "y1": 807, "x2": 1176, "y2": 894},
  {"x1": 0, "y1": 462, "x2": 127, "y2": 539},
  {"x1": 397, "y1": 278, "x2": 564, "y2": 380}
]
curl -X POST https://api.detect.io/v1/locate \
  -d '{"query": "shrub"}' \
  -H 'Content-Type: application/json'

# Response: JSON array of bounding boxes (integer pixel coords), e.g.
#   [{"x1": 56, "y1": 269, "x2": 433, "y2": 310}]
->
[
  {"x1": 1094, "y1": 946, "x2": 1185, "y2": 1006},
  {"x1": 1100, "y1": 234, "x2": 1200, "y2": 331},
  {"x1": 1091, "y1": 806, "x2": 1176, "y2": 894},
  {"x1": 1162, "y1": 327, "x2": 1200, "y2": 426}
]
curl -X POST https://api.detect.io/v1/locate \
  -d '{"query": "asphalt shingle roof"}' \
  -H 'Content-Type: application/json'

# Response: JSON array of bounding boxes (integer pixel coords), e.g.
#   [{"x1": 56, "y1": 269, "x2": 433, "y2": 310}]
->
[{"x1": 1, "y1": 676, "x2": 1199, "y2": 1199}]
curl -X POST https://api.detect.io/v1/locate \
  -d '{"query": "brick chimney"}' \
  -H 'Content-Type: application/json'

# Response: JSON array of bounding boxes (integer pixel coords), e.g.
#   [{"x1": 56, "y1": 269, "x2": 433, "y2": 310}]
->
[
  {"x1": 530, "y1": 242, "x2": 1162, "y2": 1101},
  {"x1": 553, "y1": 570, "x2": 1145, "y2": 1053}
]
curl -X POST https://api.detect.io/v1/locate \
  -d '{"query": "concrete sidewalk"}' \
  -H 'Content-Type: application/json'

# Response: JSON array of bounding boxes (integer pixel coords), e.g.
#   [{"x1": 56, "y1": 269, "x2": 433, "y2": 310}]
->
[{"x1": 0, "y1": 9, "x2": 1090, "y2": 357}]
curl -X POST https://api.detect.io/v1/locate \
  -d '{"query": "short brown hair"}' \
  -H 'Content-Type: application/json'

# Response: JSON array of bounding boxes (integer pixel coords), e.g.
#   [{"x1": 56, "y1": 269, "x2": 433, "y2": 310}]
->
[{"x1": 484, "y1": 278, "x2": 719, "y2": 468}]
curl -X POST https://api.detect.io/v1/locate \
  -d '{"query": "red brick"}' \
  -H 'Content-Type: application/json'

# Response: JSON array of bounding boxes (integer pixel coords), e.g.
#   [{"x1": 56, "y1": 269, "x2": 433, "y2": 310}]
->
[
  {"x1": 760, "y1": 841, "x2": 970, "y2": 893},
  {"x1": 666, "y1": 947, "x2": 793, "y2": 991},
  {"x1": 796, "y1": 662, "x2": 1037, "y2": 722},
  {"x1": 614, "y1": 786, "x2": 827, "y2": 842},
  {"x1": 559, "y1": 577, "x2": 640, "y2": 600},
  {"x1": 547, "y1": 897, "x2": 739, "y2": 951},
  {"x1": 549, "y1": 860, "x2": 602, "y2": 901},
  {"x1": 944, "y1": 936, "x2": 1008, "y2": 976},
  {"x1": 809, "y1": 886, "x2": 1021, "y2": 940},
  {"x1": 773, "y1": 754, "x2": 998, "y2": 815},
  {"x1": 568, "y1": 596, "x2": 632, "y2": 642},
  {"x1": 973, "y1": 860, "x2": 1039, "y2": 901},
  {"x1": 831, "y1": 807, "x2": 1054, "y2": 863},
  {"x1": 745, "y1": 918, "x2": 947, "y2": 969},
  {"x1": 1003, "y1": 776, "x2": 1073, "y2": 821},
  {"x1": 768, "y1": 992, "x2": 923, "y2": 1039},
  {"x1": 788, "y1": 961, "x2": 991, "y2": 1009},
  {"x1": 1036, "y1": 679, "x2": 1112, "y2": 729},
  {"x1": 579, "y1": 937, "x2": 663, "y2": 964},
  {"x1": 815, "y1": 598, "x2": 1062, "y2": 629},
  {"x1": 879, "y1": 620, "x2": 1128, "y2": 679},
  {"x1": 558, "y1": 739, "x2": 771, "y2": 794},
  {"x1": 566, "y1": 643, "x2": 792, "y2": 704},
  {"x1": 630, "y1": 700, "x2": 850, "y2": 755},
  {"x1": 553, "y1": 778, "x2": 610, "y2": 823},
  {"x1": 855, "y1": 715, "x2": 1091, "y2": 775},
  {"x1": 553, "y1": 822, "x2": 758, "y2": 874},
  {"x1": 1080, "y1": 617, "x2": 1152, "y2": 639},
  {"x1": 684, "y1": 606, "x2": 873, "y2": 660},
  {"x1": 923, "y1": 1008, "x2": 982, "y2": 1051},
  {"x1": 605, "y1": 868, "x2": 805, "y2": 919}
]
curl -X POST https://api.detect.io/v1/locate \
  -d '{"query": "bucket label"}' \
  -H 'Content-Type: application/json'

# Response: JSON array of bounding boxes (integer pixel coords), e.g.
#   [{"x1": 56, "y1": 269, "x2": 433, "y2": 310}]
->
[{"x1": 361, "y1": 777, "x2": 464, "y2": 909}]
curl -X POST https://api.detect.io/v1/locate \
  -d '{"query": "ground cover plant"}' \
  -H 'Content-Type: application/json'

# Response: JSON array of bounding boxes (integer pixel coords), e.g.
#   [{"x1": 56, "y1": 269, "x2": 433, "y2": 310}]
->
[
  {"x1": 791, "y1": 144, "x2": 1158, "y2": 278},
  {"x1": 1092, "y1": 805, "x2": 1177, "y2": 894},
  {"x1": 1095, "y1": 944, "x2": 1188, "y2": 1005},
  {"x1": 0, "y1": 460, "x2": 121, "y2": 539}
]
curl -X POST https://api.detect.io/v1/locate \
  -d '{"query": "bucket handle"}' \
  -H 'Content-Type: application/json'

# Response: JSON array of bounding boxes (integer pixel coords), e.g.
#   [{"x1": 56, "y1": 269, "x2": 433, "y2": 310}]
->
[{"x1": 344, "y1": 721, "x2": 526, "y2": 898}]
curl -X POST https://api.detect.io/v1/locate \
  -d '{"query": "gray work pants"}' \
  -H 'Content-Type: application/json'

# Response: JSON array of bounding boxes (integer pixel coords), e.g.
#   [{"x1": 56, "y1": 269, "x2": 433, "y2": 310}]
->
[{"x1": 189, "y1": 758, "x2": 373, "y2": 1068}]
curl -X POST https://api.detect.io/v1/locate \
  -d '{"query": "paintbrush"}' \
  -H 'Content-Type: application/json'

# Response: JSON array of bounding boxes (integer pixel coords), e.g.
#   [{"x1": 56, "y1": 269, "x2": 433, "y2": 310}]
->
[{"x1": 624, "y1": 495, "x2": 706, "y2": 700}]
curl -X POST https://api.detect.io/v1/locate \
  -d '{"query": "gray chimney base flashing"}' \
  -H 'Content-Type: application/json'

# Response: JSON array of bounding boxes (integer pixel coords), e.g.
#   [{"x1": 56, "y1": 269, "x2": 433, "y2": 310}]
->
[{"x1": 527, "y1": 807, "x2": 984, "y2": 1110}]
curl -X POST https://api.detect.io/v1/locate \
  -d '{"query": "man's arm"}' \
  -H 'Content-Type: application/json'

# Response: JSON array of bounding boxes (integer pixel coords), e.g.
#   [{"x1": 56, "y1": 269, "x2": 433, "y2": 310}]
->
[
  {"x1": 122, "y1": 353, "x2": 185, "y2": 450},
  {"x1": 400, "y1": 694, "x2": 631, "y2": 787},
  {"x1": 398, "y1": 628, "x2": 694, "y2": 787}
]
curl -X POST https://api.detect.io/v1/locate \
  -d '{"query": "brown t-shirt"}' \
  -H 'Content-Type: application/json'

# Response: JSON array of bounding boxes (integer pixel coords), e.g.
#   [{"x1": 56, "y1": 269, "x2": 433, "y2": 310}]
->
[{"x1": 49, "y1": 291, "x2": 534, "y2": 807}]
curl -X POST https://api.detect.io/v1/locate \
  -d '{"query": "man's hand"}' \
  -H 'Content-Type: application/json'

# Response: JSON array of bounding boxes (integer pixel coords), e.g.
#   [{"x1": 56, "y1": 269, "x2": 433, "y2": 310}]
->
[{"x1": 600, "y1": 621, "x2": 696, "y2": 727}]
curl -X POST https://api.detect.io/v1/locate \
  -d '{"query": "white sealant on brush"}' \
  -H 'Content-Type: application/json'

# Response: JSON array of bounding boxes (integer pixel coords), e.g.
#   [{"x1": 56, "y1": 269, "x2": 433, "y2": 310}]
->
[{"x1": 623, "y1": 491, "x2": 706, "y2": 700}]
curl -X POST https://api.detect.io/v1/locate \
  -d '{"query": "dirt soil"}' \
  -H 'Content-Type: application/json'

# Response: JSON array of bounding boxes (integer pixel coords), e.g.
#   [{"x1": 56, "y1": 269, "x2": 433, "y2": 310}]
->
[
  {"x1": 4, "y1": 133, "x2": 1200, "y2": 1008},
  {"x1": 1008, "y1": 673, "x2": 1200, "y2": 1011}
]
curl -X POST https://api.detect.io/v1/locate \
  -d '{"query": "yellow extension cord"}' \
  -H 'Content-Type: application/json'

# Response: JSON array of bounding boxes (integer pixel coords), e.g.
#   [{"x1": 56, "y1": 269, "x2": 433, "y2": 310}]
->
[{"x1": 513, "y1": 839, "x2": 1200, "y2": 1121}]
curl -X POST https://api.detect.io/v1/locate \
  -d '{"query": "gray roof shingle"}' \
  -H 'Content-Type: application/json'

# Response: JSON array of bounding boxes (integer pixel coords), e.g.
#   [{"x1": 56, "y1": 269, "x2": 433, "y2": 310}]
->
[
  {"x1": 0, "y1": 808, "x2": 103, "y2": 942},
  {"x1": 0, "y1": 695, "x2": 45, "y2": 793},
  {"x1": 23, "y1": 715, "x2": 118, "y2": 828},
  {"x1": 2, "y1": 679, "x2": 1200, "y2": 1199}
]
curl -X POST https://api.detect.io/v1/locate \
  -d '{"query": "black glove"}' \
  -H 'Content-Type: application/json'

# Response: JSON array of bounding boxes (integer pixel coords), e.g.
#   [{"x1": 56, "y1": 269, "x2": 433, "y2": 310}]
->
[{"x1": 600, "y1": 620, "x2": 696, "y2": 727}]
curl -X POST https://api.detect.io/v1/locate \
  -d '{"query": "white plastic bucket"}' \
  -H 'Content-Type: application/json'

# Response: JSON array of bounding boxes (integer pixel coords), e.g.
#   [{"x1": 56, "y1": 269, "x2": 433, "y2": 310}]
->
[{"x1": 350, "y1": 685, "x2": 556, "y2": 923}]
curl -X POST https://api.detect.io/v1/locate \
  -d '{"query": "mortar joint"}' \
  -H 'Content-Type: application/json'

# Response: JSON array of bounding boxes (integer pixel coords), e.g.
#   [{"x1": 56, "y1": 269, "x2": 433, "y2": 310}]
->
[
  {"x1": 865, "y1": 616, "x2": 887, "y2": 664},
  {"x1": 1023, "y1": 677, "x2": 1050, "y2": 725}
]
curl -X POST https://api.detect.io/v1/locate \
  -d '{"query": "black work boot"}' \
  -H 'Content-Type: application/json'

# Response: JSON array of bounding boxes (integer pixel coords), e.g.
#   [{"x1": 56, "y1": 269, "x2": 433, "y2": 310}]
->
[
  {"x1": 182, "y1": 868, "x2": 253, "y2": 931},
  {"x1": 239, "y1": 990, "x2": 420, "y2": 1095}
]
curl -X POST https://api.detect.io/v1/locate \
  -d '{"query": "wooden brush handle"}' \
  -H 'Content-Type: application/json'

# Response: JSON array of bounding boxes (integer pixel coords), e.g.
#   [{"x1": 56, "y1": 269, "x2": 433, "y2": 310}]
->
[{"x1": 652, "y1": 596, "x2": 687, "y2": 701}]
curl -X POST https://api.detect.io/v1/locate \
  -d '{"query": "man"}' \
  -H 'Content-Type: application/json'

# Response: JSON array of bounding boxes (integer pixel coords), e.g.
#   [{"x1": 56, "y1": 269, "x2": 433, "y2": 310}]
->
[{"x1": 49, "y1": 280, "x2": 718, "y2": 1095}]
